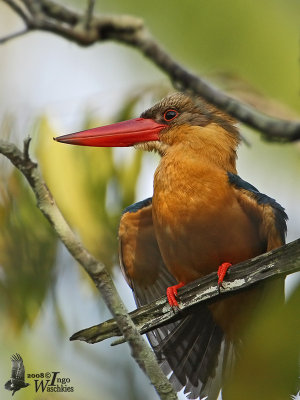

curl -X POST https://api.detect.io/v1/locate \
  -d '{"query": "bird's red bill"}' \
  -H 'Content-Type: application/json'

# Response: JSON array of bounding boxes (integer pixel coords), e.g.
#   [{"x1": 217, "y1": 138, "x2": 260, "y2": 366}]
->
[{"x1": 54, "y1": 118, "x2": 166, "y2": 147}]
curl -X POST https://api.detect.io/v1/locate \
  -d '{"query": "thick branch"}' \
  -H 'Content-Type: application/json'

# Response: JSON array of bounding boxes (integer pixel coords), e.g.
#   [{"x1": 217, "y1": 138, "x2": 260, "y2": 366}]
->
[
  {"x1": 70, "y1": 238, "x2": 300, "y2": 345},
  {"x1": 0, "y1": 138, "x2": 178, "y2": 400},
  {"x1": 2, "y1": 0, "x2": 300, "y2": 141}
]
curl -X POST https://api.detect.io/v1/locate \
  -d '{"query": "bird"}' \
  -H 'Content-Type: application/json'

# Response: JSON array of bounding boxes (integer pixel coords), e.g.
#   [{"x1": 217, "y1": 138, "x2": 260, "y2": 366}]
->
[
  {"x1": 4, "y1": 353, "x2": 29, "y2": 396},
  {"x1": 55, "y1": 92, "x2": 287, "y2": 399}
]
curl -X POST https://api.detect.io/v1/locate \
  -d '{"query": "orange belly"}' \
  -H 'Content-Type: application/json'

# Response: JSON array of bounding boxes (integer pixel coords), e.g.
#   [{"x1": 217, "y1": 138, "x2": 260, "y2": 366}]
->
[
  {"x1": 153, "y1": 166, "x2": 264, "y2": 284},
  {"x1": 152, "y1": 154, "x2": 278, "y2": 342}
]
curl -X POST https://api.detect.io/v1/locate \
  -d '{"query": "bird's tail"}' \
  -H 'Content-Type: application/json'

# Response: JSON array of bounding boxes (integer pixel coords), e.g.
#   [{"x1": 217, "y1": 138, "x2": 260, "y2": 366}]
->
[
  {"x1": 146, "y1": 306, "x2": 237, "y2": 400},
  {"x1": 131, "y1": 263, "x2": 237, "y2": 399}
]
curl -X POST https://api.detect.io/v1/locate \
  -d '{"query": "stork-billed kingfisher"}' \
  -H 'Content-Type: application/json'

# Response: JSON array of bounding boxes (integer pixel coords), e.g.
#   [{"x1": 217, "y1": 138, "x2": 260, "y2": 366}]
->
[{"x1": 55, "y1": 93, "x2": 287, "y2": 400}]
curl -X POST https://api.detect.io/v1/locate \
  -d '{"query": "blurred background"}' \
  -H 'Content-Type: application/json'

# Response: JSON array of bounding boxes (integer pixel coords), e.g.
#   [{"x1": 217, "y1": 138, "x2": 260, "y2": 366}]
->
[{"x1": 0, "y1": 0, "x2": 299, "y2": 399}]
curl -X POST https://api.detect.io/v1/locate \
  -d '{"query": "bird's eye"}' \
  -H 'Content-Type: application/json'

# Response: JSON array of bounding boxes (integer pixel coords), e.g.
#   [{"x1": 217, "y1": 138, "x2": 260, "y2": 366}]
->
[{"x1": 163, "y1": 109, "x2": 178, "y2": 121}]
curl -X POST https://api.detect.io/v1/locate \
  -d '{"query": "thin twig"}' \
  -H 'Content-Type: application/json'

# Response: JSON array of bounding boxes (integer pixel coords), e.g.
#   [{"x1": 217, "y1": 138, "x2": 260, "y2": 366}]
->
[
  {"x1": 3, "y1": 0, "x2": 30, "y2": 24},
  {"x1": 83, "y1": 0, "x2": 95, "y2": 30},
  {"x1": 0, "y1": 29, "x2": 29, "y2": 44},
  {"x1": 21, "y1": 0, "x2": 41, "y2": 16},
  {"x1": 0, "y1": 138, "x2": 178, "y2": 400}
]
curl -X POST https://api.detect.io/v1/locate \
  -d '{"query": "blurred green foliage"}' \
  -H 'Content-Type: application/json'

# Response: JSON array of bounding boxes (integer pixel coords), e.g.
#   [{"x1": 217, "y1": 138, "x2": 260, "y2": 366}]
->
[
  {"x1": 0, "y1": 91, "x2": 161, "y2": 333},
  {"x1": 226, "y1": 284, "x2": 300, "y2": 399},
  {"x1": 35, "y1": 93, "x2": 153, "y2": 269},
  {"x1": 0, "y1": 170, "x2": 57, "y2": 332}
]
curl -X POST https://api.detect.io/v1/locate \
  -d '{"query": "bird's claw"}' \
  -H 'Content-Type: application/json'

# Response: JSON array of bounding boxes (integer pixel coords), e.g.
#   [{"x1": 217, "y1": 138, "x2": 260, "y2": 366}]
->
[
  {"x1": 166, "y1": 282, "x2": 185, "y2": 309},
  {"x1": 217, "y1": 262, "x2": 232, "y2": 293}
]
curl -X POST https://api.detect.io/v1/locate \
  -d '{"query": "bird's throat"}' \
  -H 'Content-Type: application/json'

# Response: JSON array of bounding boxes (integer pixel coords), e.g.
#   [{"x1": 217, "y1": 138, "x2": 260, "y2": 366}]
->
[{"x1": 134, "y1": 140, "x2": 169, "y2": 156}]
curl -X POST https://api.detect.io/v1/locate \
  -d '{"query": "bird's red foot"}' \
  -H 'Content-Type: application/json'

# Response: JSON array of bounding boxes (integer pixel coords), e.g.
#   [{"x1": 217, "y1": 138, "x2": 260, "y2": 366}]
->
[
  {"x1": 217, "y1": 262, "x2": 232, "y2": 291},
  {"x1": 166, "y1": 282, "x2": 185, "y2": 308}
]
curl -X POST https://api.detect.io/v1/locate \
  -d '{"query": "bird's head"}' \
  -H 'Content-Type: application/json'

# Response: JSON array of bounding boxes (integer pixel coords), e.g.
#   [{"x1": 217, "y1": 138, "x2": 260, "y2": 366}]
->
[{"x1": 55, "y1": 93, "x2": 240, "y2": 169}]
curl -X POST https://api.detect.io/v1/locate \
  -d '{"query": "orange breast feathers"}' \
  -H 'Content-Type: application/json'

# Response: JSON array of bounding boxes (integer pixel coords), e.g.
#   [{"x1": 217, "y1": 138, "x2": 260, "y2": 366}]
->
[{"x1": 152, "y1": 126, "x2": 265, "y2": 284}]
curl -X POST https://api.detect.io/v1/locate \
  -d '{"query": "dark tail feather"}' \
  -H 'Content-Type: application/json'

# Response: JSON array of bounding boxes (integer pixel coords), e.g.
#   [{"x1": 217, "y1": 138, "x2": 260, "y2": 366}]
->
[
  {"x1": 131, "y1": 264, "x2": 236, "y2": 399},
  {"x1": 147, "y1": 307, "x2": 232, "y2": 400}
]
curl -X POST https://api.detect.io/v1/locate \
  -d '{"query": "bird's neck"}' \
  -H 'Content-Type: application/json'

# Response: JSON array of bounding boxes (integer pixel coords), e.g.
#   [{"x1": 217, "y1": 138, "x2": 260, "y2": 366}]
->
[{"x1": 161, "y1": 124, "x2": 238, "y2": 174}]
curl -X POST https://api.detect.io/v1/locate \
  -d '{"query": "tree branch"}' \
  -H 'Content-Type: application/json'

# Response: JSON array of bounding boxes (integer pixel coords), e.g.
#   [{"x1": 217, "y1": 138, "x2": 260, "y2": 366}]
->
[
  {"x1": 2, "y1": 0, "x2": 300, "y2": 141},
  {"x1": 3, "y1": 0, "x2": 31, "y2": 24},
  {"x1": 83, "y1": 0, "x2": 95, "y2": 30},
  {"x1": 0, "y1": 28, "x2": 30, "y2": 44},
  {"x1": 70, "y1": 238, "x2": 300, "y2": 345},
  {"x1": 0, "y1": 138, "x2": 178, "y2": 400}
]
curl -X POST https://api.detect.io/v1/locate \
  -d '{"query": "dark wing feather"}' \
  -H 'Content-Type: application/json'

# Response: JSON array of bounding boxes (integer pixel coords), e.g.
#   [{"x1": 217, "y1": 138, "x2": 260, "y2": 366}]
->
[
  {"x1": 10, "y1": 354, "x2": 25, "y2": 382},
  {"x1": 227, "y1": 172, "x2": 287, "y2": 248},
  {"x1": 119, "y1": 199, "x2": 227, "y2": 399}
]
